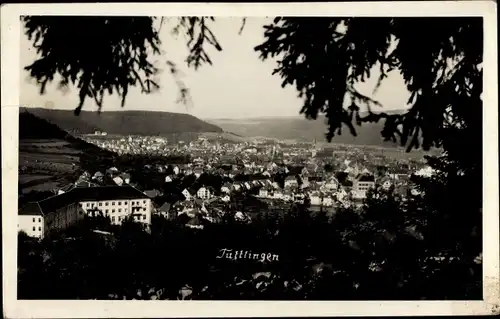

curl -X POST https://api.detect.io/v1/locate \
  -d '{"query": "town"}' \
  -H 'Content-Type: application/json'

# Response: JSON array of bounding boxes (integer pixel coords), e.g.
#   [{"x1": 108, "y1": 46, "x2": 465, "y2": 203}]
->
[
  {"x1": 12, "y1": 12, "x2": 486, "y2": 307},
  {"x1": 18, "y1": 133, "x2": 434, "y2": 240}
]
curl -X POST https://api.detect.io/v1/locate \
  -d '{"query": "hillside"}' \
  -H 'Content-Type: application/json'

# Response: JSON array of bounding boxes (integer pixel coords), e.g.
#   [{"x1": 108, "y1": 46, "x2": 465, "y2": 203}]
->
[
  {"x1": 19, "y1": 110, "x2": 116, "y2": 195},
  {"x1": 22, "y1": 107, "x2": 223, "y2": 135},
  {"x1": 208, "y1": 114, "x2": 408, "y2": 148}
]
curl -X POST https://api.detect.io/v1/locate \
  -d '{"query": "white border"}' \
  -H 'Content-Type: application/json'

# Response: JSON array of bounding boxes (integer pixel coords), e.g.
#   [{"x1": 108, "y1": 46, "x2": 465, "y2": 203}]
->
[{"x1": 2, "y1": 2, "x2": 499, "y2": 317}]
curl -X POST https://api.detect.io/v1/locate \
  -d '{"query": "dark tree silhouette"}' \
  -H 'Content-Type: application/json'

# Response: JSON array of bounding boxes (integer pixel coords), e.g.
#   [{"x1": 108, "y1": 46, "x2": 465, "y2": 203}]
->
[
  {"x1": 22, "y1": 16, "x2": 221, "y2": 115},
  {"x1": 255, "y1": 17, "x2": 482, "y2": 152}
]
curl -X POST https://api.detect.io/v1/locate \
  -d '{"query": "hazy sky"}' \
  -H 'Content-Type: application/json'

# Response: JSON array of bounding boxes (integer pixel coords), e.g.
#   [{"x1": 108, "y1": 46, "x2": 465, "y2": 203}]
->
[{"x1": 20, "y1": 17, "x2": 411, "y2": 119}]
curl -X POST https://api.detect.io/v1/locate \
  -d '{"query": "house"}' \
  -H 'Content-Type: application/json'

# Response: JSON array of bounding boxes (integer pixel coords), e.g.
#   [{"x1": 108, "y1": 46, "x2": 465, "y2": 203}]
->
[
  {"x1": 197, "y1": 187, "x2": 214, "y2": 200},
  {"x1": 300, "y1": 167, "x2": 310, "y2": 177},
  {"x1": 157, "y1": 165, "x2": 165, "y2": 173},
  {"x1": 323, "y1": 196, "x2": 334, "y2": 207},
  {"x1": 173, "y1": 166, "x2": 180, "y2": 175},
  {"x1": 234, "y1": 211, "x2": 251, "y2": 223},
  {"x1": 395, "y1": 184, "x2": 410, "y2": 198},
  {"x1": 300, "y1": 180, "x2": 311, "y2": 189},
  {"x1": 106, "y1": 167, "x2": 119, "y2": 176},
  {"x1": 92, "y1": 171, "x2": 104, "y2": 181},
  {"x1": 220, "y1": 183, "x2": 232, "y2": 194},
  {"x1": 306, "y1": 162, "x2": 319, "y2": 172},
  {"x1": 273, "y1": 191, "x2": 284, "y2": 199},
  {"x1": 284, "y1": 176, "x2": 298, "y2": 188},
  {"x1": 120, "y1": 173, "x2": 131, "y2": 184},
  {"x1": 57, "y1": 183, "x2": 75, "y2": 195},
  {"x1": 309, "y1": 192, "x2": 322, "y2": 206},
  {"x1": 361, "y1": 168, "x2": 372, "y2": 175},
  {"x1": 74, "y1": 180, "x2": 99, "y2": 188},
  {"x1": 352, "y1": 174, "x2": 376, "y2": 199},
  {"x1": 194, "y1": 168, "x2": 204, "y2": 178},
  {"x1": 18, "y1": 185, "x2": 153, "y2": 239},
  {"x1": 258, "y1": 188, "x2": 269, "y2": 198},
  {"x1": 414, "y1": 166, "x2": 435, "y2": 177},
  {"x1": 186, "y1": 215, "x2": 205, "y2": 230},
  {"x1": 308, "y1": 190, "x2": 335, "y2": 207},
  {"x1": 157, "y1": 202, "x2": 175, "y2": 220},
  {"x1": 113, "y1": 176, "x2": 124, "y2": 186},
  {"x1": 193, "y1": 198, "x2": 204, "y2": 207},
  {"x1": 267, "y1": 162, "x2": 278, "y2": 171},
  {"x1": 18, "y1": 193, "x2": 84, "y2": 239},
  {"x1": 335, "y1": 188, "x2": 348, "y2": 201},
  {"x1": 378, "y1": 177, "x2": 393, "y2": 191},
  {"x1": 144, "y1": 189, "x2": 161, "y2": 198},
  {"x1": 294, "y1": 193, "x2": 306, "y2": 204},
  {"x1": 410, "y1": 187, "x2": 421, "y2": 196},
  {"x1": 78, "y1": 171, "x2": 91, "y2": 180},
  {"x1": 323, "y1": 177, "x2": 339, "y2": 190},
  {"x1": 182, "y1": 189, "x2": 192, "y2": 201},
  {"x1": 77, "y1": 186, "x2": 153, "y2": 227}
]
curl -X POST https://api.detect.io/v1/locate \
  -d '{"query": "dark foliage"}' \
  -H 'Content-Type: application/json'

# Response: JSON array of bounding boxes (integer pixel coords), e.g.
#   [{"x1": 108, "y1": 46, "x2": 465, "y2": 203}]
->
[
  {"x1": 18, "y1": 185, "x2": 482, "y2": 300},
  {"x1": 22, "y1": 16, "x2": 221, "y2": 114},
  {"x1": 254, "y1": 17, "x2": 482, "y2": 151}
]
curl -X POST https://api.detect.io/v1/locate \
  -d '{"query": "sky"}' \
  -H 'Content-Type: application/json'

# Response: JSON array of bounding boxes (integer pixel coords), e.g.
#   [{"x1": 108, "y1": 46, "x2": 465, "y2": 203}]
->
[{"x1": 20, "y1": 17, "x2": 411, "y2": 120}]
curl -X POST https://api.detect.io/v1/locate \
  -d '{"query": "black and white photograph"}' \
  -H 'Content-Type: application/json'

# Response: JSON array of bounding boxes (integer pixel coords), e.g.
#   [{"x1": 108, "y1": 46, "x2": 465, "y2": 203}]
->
[{"x1": 2, "y1": 2, "x2": 499, "y2": 318}]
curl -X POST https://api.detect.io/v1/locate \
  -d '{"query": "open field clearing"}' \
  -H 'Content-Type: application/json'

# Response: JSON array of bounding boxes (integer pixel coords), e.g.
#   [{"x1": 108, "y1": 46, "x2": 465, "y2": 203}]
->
[
  {"x1": 19, "y1": 139, "x2": 71, "y2": 146},
  {"x1": 20, "y1": 181, "x2": 61, "y2": 194},
  {"x1": 19, "y1": 174, "x2": 53, "y2": 184},
  {"x1": 20, "y1": 149, "x2": 81, "y2": 156},
  {"x1": 19, "y1": 152, "x2": 80, "y2": 164},
  {"x1": 19, "y1": 172, "x2": 75, "y2": 194}
]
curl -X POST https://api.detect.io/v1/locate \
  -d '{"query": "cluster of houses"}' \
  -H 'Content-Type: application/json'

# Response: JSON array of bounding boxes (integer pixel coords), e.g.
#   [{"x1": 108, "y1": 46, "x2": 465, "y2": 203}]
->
[
  {"x1": 19, "y1": 140, "x2": 431, "y2": 240},
  {"x1": 84, "y1": 135, "x2": 169, "y2": 155}
]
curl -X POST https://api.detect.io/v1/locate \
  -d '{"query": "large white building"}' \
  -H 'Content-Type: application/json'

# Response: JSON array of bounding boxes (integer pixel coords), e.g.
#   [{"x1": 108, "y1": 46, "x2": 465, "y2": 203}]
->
[
  {"x1": 352, "y1": 174, "x2": 376, "y2": 199},
  {"x1": 18, "y1": 186, "x2": 152, "y2": 239},
  {"x1": 196, "y1": 187, "x2": 214, "y2": 200},
  {"x1": 18, "y1": 192, "x2": 84, "y2": 239},
  {"x1": 78, "y1": 186, "x2": 152, "y2": 227}
]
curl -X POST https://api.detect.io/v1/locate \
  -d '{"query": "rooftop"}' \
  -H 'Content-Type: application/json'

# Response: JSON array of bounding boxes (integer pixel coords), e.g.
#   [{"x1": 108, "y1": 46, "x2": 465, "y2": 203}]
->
[
  {"x1": 19, "y1": 185, "x2": 149, "y2": 216},
  {"x1": 356, "y1": 174, "x2": 376, "y2": 182}
]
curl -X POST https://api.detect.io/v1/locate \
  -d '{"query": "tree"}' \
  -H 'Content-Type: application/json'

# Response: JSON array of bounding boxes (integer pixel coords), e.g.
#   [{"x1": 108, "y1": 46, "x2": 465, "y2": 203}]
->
[
  {"x1": 22, "y1": 17, "x2": 482, "y2": 156},
  {"x1": 22, "y1": 16, "x2": 221, "y2": 115}
]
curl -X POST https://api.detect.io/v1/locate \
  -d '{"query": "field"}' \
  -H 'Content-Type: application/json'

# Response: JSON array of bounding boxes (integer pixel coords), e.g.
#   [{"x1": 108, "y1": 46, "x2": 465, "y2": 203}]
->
[{"x1": 18, "y1": 139, "x2": 81, "y2": 194}]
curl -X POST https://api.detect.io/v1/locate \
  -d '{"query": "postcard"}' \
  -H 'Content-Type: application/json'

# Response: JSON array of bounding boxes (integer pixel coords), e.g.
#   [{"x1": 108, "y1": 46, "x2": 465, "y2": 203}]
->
[{"x1": 1, "y1": 1, "x2": 499, "y2": 318}]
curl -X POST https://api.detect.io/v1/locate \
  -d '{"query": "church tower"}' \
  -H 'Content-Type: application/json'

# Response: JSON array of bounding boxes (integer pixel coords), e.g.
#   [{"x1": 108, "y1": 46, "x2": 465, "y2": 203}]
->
[{"x1": 311, "y1": 138, "x2": 317, "y2": 158}]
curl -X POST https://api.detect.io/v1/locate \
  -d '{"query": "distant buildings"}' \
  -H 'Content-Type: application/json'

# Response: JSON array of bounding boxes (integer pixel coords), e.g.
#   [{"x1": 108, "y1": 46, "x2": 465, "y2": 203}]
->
[
  {"x1": 18, "y1": 186, "x2": 152, "y2": 239},
  {"x1": 352, "y1": 174, "x2": 376, "y2": 199},
  {"x1": 19, "y1": 134, "x2": 419, "y2": 240}
]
